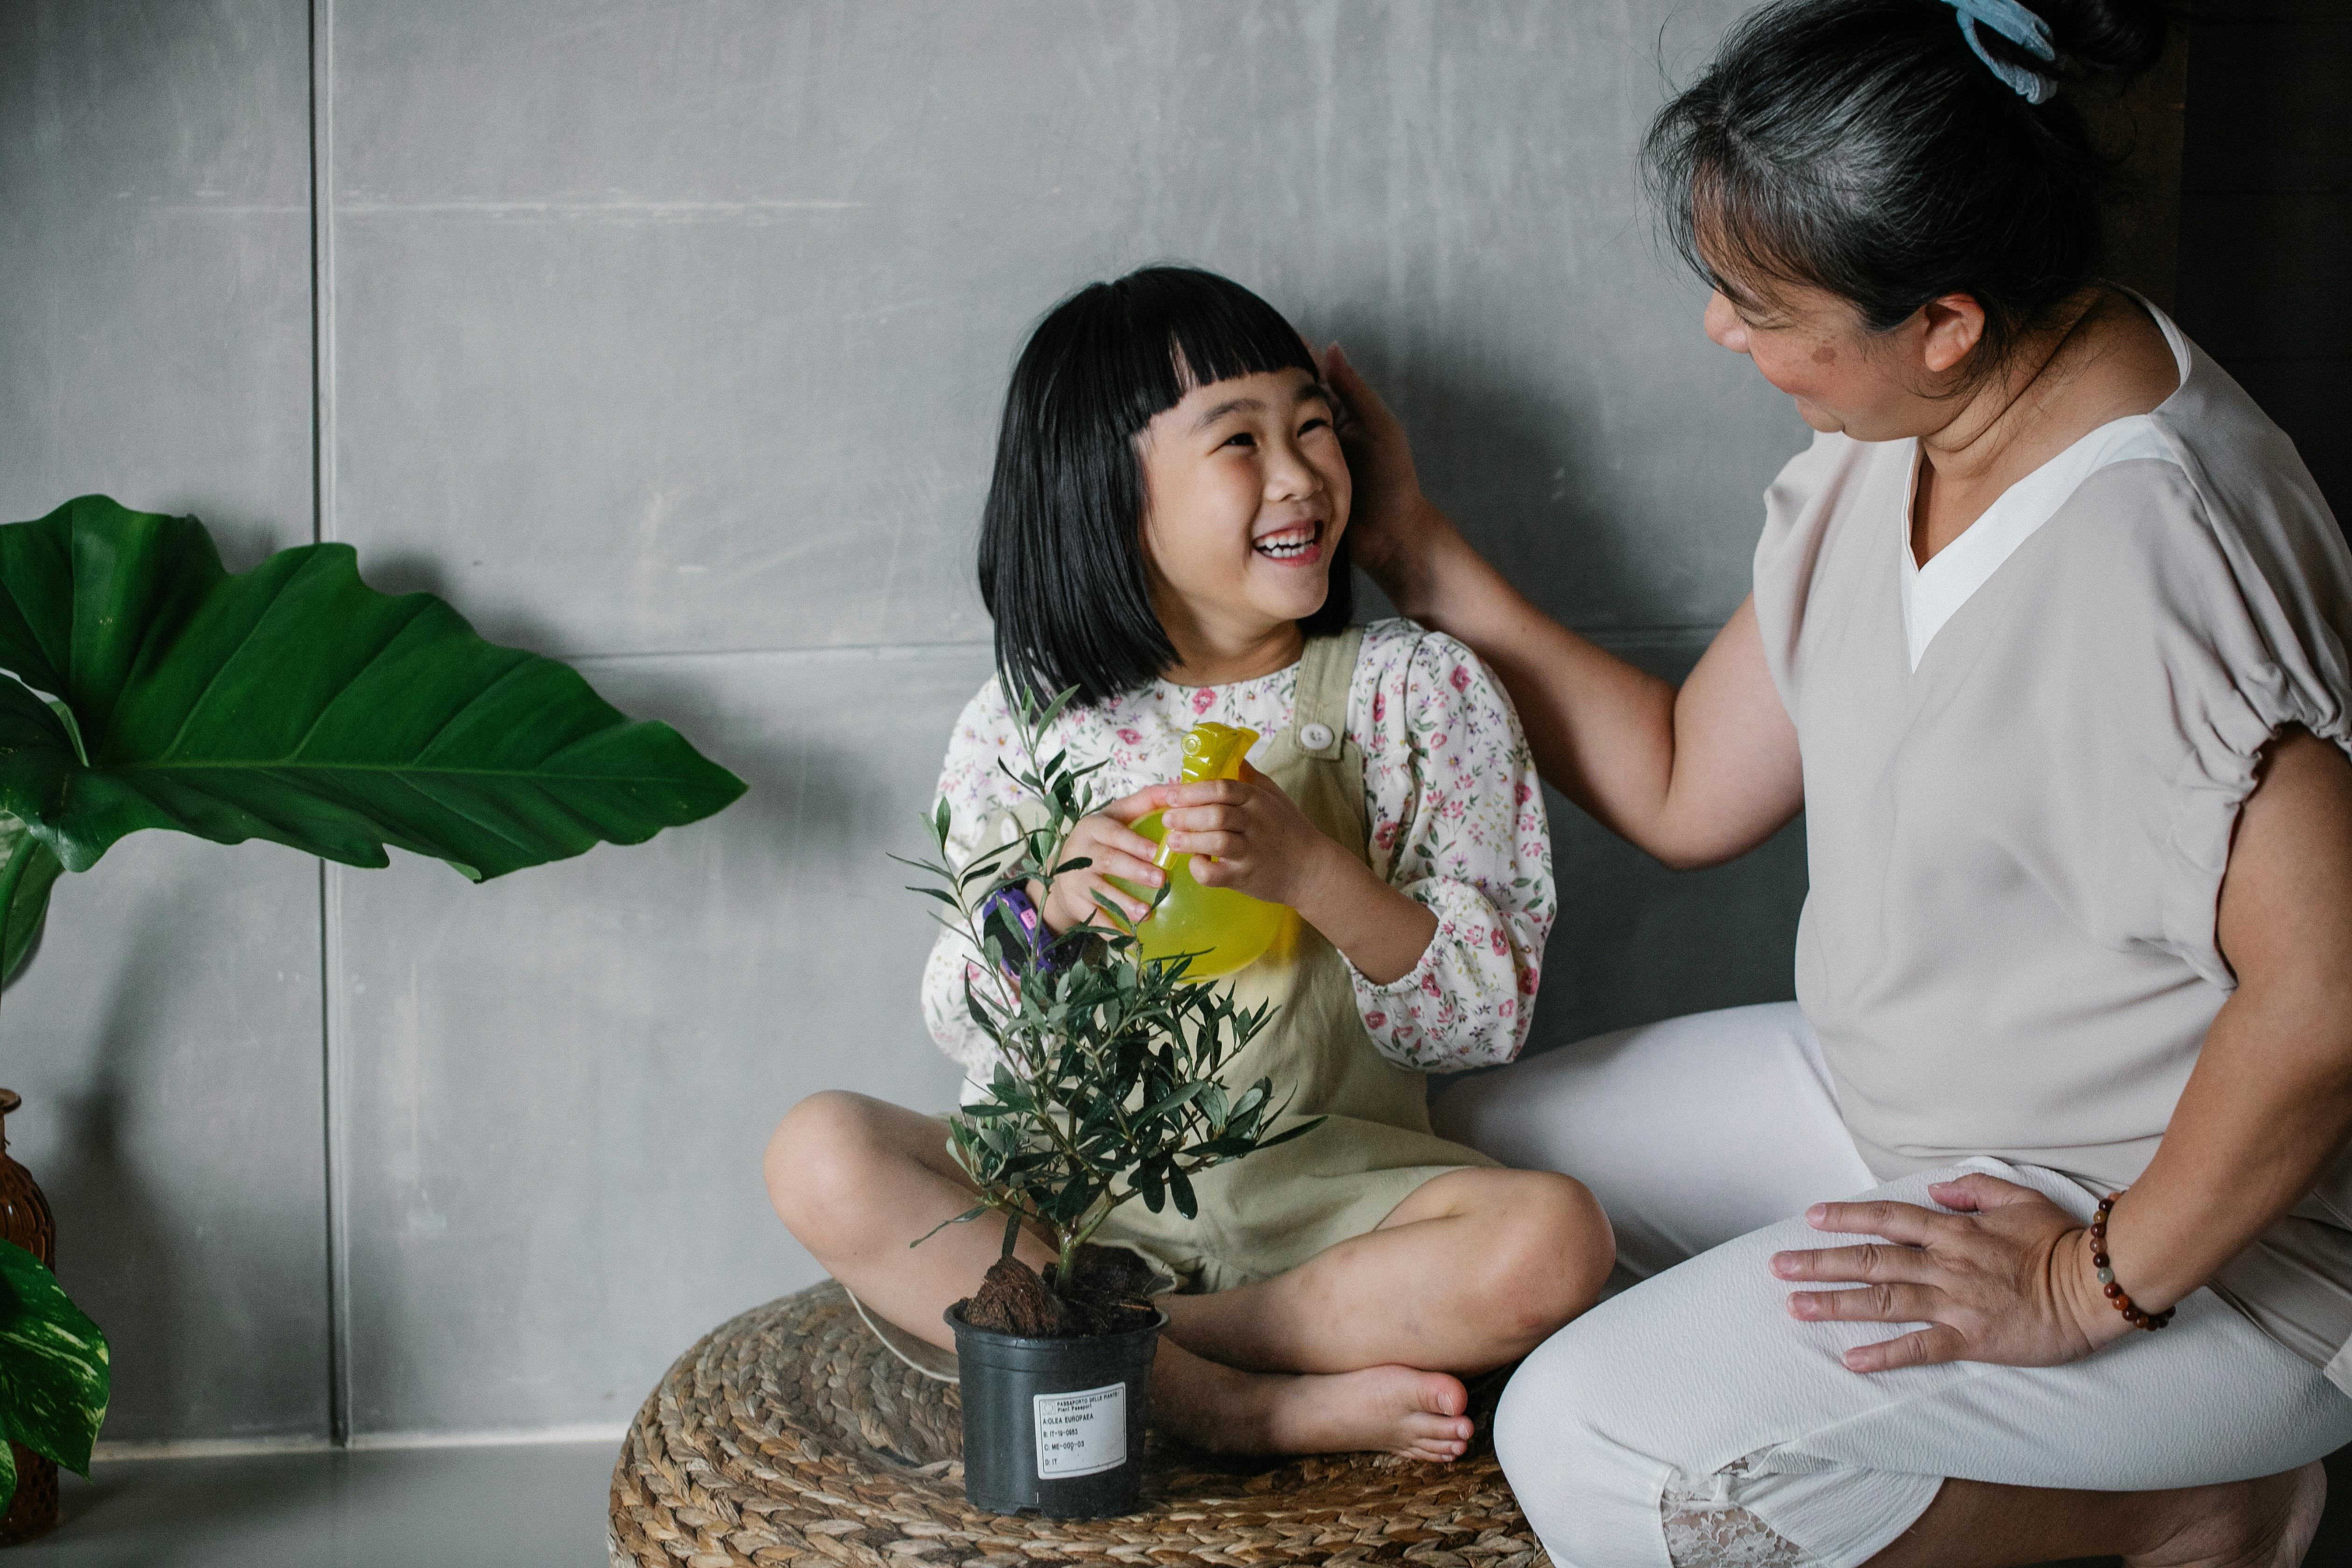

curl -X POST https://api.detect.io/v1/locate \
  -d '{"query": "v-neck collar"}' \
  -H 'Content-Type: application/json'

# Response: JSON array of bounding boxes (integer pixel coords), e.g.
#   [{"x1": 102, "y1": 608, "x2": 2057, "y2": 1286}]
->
[{"x1": 1897, "y1": 304, "x2": 2193, "y2": 672}]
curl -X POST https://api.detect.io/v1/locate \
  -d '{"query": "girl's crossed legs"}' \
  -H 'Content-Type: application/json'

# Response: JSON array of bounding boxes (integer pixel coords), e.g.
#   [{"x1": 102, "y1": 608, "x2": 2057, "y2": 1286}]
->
[
  {"x1": 1437, "y1": 1003, "x2": 2352, "y2": 1568},
  {"x1": 764, "y1": 1090, "x2": 1612, "y2": 1461}
]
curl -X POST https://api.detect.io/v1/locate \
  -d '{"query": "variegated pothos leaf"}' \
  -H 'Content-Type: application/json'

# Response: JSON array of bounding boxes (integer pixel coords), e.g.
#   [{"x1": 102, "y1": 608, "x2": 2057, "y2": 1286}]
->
[{"x1": 0, "y1": 1238, "x2": 108, "y2": 1501}]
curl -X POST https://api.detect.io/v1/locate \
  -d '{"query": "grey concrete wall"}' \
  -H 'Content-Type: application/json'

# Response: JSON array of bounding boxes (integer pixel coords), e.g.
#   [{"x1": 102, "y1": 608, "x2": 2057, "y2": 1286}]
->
[
  {"x1": 0, "y1": 0, "x2": 329, "y2": 1448},
  {"x1": 3, "y1": 0, "x2": 1807, "y2": 1445}
]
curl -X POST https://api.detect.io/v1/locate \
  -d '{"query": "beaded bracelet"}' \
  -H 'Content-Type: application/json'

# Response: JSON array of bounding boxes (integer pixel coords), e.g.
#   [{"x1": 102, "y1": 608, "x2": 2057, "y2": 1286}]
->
[{"x1": 2091, "y1": 1194, "x2": 2175, "y2": 1331}]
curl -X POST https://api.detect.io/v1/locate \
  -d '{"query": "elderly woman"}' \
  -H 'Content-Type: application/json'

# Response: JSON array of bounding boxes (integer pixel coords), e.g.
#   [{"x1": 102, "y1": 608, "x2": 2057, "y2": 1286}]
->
[{"x1": 1324, "y1": 0, "x2": 2352, "y2": 1564}]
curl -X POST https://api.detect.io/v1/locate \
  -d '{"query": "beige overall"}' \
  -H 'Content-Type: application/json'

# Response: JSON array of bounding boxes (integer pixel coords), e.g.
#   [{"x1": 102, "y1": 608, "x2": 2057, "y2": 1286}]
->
[
  {"x1": 854, "y1": 630, "x2": 1499, "y2": 1374},
  {"x1": 1086, "y1": 627, "x2": 1496, "y2": 1294}
]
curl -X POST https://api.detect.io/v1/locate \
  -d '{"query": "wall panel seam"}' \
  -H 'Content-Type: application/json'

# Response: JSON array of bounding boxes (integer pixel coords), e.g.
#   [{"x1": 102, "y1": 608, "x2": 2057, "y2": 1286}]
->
[
  {"x1": 310, "y1": 0, "x2": 352, "y2": 1450},
  {"x1": 555, "y1": 624, "x2": 1732, "y2": 669}
]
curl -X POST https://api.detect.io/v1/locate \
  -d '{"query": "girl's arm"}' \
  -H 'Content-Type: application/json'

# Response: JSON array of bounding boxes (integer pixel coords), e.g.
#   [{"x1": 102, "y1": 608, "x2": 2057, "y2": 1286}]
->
[
  {"x1": 1163, "y1": 630, "x2": 1553, "y2": 1071},
  {"x1": 919, "y1": 681, "x2": 1029, "y2": 1075},
  {"x1": 1161, "y1": 772, "x2": 1436, "y2": 985},
  {"x1": 1275, "y1": 833, "x2": 1439, "y2": 986},
  {"x1": 1324, "y1": 347, "x2": 1803, "y2": 870},
  {"x1": 1342, "y1": 630, "x2": 1554, "y2": 1070},
  {"x1": 919, "y1": 923, "x2": 1000, "y2": 1077}
]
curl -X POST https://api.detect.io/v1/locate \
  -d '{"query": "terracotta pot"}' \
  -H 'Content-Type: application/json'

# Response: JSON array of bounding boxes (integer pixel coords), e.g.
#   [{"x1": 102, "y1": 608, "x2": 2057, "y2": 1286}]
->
[{"x1": 0, "y1": 1090, "x2": 58, "y2": 1545}]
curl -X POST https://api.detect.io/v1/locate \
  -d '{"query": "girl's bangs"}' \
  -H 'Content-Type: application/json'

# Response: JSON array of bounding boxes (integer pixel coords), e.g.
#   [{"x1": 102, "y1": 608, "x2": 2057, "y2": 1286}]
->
[{"x1": 1103, "y1": 273, "x2": 1318, "y2": 434}]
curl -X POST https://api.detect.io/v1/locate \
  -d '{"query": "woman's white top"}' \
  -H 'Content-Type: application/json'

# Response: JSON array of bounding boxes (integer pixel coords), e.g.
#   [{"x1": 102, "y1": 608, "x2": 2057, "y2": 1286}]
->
[
  {"x1": 1751, "y1": 301, "x2": 2352, "y2": 1388},
  {"x1": 921, "y1": 618, "x2": 1554, "y2": 1076},
  {"x1": 1900, "y1": 417, "x2": 2177, "y2": 669}
]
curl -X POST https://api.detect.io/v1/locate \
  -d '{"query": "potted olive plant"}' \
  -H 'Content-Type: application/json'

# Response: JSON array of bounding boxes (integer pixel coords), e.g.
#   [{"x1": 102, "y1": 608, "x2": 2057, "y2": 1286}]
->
[
  {"x1": 901, "y1": 689, "x2": 1317, "y2": 1519},
  {"x1": 0, "y1": 495, "x2": 746, "y2": 1538}
]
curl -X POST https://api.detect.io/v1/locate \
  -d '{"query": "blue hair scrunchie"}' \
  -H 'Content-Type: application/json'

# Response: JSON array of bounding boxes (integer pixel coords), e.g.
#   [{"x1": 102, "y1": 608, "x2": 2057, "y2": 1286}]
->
[{"x1": 1940, "y1": 0, "x2": 2059, "y2": 104}]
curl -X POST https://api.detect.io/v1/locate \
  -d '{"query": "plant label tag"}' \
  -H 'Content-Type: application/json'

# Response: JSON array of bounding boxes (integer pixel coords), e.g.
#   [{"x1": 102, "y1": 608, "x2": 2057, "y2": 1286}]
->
[{"x1": 1032, "y1": 1381, "x2": 1127, "y2": 1479}]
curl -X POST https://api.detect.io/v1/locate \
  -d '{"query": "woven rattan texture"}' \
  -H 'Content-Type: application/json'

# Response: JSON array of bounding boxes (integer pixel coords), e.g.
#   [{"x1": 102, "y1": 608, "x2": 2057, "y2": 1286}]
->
[{"x1": 609, "y1": 1281, "x2": 1551, "y2": 1568}]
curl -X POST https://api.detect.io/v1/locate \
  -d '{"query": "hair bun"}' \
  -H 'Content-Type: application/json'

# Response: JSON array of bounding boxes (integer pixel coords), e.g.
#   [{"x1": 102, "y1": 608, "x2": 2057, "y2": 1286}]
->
[{"x1": 2030, "y1": 0, "x2": 2167, "y2": 83}]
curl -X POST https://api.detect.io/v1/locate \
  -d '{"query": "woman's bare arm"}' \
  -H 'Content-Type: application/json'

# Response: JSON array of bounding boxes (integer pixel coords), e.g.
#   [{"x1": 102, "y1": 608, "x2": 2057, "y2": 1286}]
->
[
  {"x1": 1773, "y1": 728, "x2": 2352, "y2": 1370},
  {"x1": 1326, "y1": 347, "x2": 1802, "y2": 868},
  {"x1": 2105, "y1": 728, "x2": 2352, "y2": 1312}
]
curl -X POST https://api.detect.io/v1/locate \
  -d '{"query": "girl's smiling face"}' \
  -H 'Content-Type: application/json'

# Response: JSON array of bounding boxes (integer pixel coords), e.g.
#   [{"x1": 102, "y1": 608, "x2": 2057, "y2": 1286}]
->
[{"x1": 1136, "y1": 365, "x2": 1350, "y2": 675}]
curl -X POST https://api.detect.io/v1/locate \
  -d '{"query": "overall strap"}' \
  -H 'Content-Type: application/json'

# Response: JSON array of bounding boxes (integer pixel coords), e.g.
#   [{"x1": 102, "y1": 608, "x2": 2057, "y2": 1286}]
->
[{"x1": 1291, "y1": 626, "x2": 1365, "y2": 761}]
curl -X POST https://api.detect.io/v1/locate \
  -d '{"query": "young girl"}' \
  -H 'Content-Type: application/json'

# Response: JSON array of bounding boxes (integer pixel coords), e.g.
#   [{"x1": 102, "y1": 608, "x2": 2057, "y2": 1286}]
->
[{"x1": 766, "y1": 266, "x2": 1611, "y2": 1462}]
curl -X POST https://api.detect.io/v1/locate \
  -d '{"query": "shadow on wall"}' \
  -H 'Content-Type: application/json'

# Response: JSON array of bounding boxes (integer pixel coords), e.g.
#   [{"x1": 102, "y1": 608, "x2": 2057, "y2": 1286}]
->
[
  {"x1": 1308, "y1": 321, "x2": 1810, "y2": 1062},
  {"x1": 33, "y1": 903, "x2": 184, "y2": 1438},
  {"x1": 1323, "y1": 333, "x2": 1672, "y2": 639}
]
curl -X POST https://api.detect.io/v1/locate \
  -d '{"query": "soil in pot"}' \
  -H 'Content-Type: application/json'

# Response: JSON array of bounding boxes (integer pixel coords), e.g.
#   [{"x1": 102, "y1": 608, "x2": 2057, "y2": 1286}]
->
[{"x1": 948, "y1": 1248, "x2": 1166, "y2": 1519}]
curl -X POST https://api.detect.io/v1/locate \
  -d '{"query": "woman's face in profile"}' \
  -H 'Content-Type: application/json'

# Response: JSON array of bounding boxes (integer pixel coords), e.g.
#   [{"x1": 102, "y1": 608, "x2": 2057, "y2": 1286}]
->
[
  {"x1": 1696, "y1": 246, "x2": 1977, "y2": 444},
  {"x1": 1701, "y1": 270, "x2": 1914, "y2": 440}
]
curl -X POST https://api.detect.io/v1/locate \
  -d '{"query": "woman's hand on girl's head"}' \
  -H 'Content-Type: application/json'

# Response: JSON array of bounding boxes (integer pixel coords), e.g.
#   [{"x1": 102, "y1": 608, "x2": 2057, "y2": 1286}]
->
[
  {"x1": 1037, "y1": 789, "x2": 1174, "y2": 934},
  {"x1": 1159, "y1": 761, "x2": 1349, "y2": 912},
  {"x1": 1767, "y1": 1172, "x2": 2131, "y2": 1373},
  {"x1": 1319, "y1": 345, "x2": 1451, "y2": 603}
]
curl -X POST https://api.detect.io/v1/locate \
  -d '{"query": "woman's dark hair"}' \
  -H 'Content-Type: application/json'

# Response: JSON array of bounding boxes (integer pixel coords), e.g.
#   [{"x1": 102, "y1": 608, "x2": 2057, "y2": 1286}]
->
[
  {"x1": 1644, "y1": 0, "x2": 2166, "y2": 370},
  {"x1": 978, "y1": 265, "x2": 1347, "y2": 707}
]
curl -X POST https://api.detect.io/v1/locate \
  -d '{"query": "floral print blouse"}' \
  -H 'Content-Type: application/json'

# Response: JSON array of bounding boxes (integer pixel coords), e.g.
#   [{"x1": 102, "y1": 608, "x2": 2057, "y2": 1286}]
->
[{"x1": 920, "y1": 618, "x2": 1555, "y2": 1076}]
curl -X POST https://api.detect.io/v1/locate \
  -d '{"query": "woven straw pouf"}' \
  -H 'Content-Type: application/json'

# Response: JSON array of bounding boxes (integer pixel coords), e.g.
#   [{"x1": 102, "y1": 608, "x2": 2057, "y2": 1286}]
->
[{"x1": 609, "y1": 1281, "x2": 1552, "y2": 1568}]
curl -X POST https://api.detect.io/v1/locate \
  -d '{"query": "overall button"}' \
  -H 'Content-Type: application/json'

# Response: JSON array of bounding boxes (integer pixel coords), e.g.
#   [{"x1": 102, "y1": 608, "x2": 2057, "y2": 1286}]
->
[{"x1": 1298, "y1": 721, "x2": 1335, "y2": 750}]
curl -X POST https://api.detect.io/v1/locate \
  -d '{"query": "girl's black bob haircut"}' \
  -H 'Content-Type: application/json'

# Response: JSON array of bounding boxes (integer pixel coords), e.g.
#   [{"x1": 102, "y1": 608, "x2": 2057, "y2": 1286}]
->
[{"x1": 979, "y1": 265, "x2": 1349, "y2": 708}]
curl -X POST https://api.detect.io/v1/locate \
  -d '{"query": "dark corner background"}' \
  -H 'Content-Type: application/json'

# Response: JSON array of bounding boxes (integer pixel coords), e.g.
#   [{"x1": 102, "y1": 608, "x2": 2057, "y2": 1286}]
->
[
  {"x1": 2175, "y1": 0, "x2": 2350, "y2": 532},
  {"x1": 2059, "y1": 6, "x2": 2351, "y2": 1562}
]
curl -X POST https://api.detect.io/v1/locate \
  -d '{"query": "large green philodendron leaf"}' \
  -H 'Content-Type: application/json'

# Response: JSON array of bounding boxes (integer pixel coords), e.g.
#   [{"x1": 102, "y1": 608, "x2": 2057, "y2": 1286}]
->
[
  {"x1": 0, "y1": 1238, "x2": 108, "y2": 1508},
  {"x1": 0, "y1": 497, "x2": 746, "y2": 944}
]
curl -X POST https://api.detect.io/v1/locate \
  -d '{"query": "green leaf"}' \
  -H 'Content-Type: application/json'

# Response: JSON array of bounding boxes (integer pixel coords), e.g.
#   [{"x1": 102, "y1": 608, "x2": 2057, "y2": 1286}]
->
[
  {"x1": 910, "y1": 1203, "x2": 992, "y2": 1248},
  {"x1": 0, "y1": 810, "x2": 63, "y2": 987},
  {"x1": 0, "y1": 1239, "x2": 108, "y2": 1489},
  {"x1": 1253, "y1": 1116, "x2": 1327, "y2": 1151},
  {"x1": 1140, "y1": 1081, "x2": 1206, "y2": 1123},
  {"x1": 0, "y1": 497, "x2": 744, "y2": 880}
]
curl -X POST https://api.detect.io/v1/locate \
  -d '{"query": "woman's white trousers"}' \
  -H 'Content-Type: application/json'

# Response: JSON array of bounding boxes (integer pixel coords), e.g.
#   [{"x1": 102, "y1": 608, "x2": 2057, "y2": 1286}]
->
[{"x1": 1433, "y1": 1002, "x2": 2352, "y2": 1568}]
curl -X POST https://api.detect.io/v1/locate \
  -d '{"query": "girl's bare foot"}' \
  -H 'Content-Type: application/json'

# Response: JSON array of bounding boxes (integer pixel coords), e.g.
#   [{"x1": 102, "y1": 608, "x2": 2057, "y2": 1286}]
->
[
  {"x1": 2126, "y1": 1460, "x2": 2326, "y2": 1568},
  {"x1": 1262, "y1": 1364, "x2": 1475, "y2": 1463},
  {"x1": 1155, "y1": 1345, "x2": 1474, "y2": 1463}
]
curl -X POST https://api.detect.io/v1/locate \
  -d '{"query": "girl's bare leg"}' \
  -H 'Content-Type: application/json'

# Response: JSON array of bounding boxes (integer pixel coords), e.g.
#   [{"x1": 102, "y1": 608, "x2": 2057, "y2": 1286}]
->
[
  {"x1": 1159, "y1": 1167, "x2": 1614, "y2": 1377},
  {"x1": 765, "y1": 1092, "x2": 1478, "y2": 1461}
]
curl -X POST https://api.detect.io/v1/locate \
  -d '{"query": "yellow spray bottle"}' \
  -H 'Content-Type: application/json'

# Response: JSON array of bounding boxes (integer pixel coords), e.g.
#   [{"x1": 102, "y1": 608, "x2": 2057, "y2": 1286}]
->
[{"x1": 1111, "y1": 722, "x2": 1297, "y2": 978}]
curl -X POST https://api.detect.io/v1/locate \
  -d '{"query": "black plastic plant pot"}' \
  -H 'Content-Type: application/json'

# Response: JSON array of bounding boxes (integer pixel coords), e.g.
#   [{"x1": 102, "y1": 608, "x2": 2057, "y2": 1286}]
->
[{"x1": 947, "y1": 1305, "x2": 1168, "y2": 1519}]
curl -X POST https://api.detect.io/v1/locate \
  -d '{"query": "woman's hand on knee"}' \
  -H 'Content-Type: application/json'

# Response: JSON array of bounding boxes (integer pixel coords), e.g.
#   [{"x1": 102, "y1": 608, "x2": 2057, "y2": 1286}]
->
[{"x1": 1768, "y1": 1172, "x2": 2126, "y2": 1373}]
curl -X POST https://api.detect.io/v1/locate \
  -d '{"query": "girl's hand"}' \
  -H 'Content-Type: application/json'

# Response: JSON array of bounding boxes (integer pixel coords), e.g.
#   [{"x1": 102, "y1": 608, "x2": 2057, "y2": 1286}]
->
[
  {"x1": 1158, "y1": 762, "x2": 1349, "y2": 911},
  {"x1": 1320, "y1": 344, "x2": 1452, "y2": 597},
  {"x1": 1768, "y1": 1172, "x2": 2134, "y2": 1372},
  {"x1": 1037, "y1": 789, "x2": 1175, "y2": 934}
]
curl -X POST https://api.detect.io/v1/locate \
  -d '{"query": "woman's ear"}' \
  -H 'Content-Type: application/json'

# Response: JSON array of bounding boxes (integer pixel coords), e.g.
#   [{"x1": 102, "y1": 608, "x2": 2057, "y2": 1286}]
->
[{"x1": 1919, "y1": 293, "x2": 1987, "y2": 375}]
